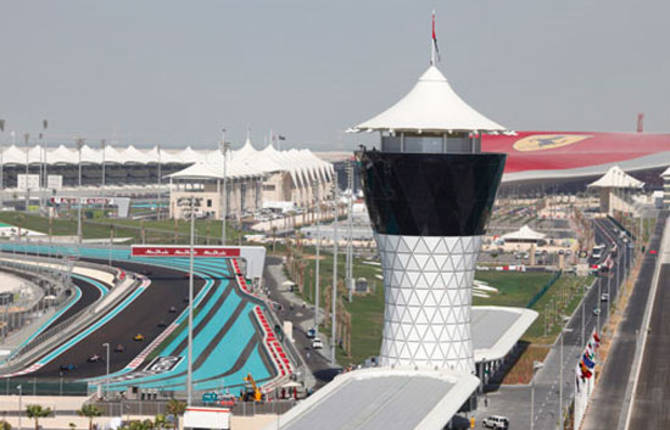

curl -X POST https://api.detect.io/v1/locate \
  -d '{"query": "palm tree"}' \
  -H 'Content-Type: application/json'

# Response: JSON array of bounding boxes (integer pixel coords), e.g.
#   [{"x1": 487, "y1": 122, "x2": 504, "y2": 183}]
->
[
  {"x1": 0, "y1": 420, "x2": 12, "y2": 430},
  {"x1": 68, "y1": 423, "x2": 76, "y2": 430},
  {"x1": 77, "y1": 404, "x2": 102, "y2": 430},
  {"x1": 25, "y1": 405, "x2": 52, "y2": 430},
  {"x1": 165, "y1": 399, "x2": 186, "y2": 430},
  {"x1": 153, "y1": 414, "x2": 167, "y2": 430}
]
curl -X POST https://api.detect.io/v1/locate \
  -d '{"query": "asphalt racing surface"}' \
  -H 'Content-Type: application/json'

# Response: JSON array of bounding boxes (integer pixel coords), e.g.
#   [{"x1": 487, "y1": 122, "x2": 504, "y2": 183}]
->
[
  {"x1": 51, "y1": 276, "x2": 105, "y2": 327},
  {"x1": 628, "y1": 262, "x2": 670, "y2": 427},
  {"x1": 582, "y1": 212, "x2": 667, "y2": 429},
  {"x1": 33, "y1": 260, "x2": 205, "y2": 379}
]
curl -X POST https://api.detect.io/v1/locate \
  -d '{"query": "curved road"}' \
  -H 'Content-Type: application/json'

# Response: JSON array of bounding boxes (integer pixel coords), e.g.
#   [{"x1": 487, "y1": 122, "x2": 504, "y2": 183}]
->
[{"x1": 33, "y1": 261, "x2": 204, "y2": 378}]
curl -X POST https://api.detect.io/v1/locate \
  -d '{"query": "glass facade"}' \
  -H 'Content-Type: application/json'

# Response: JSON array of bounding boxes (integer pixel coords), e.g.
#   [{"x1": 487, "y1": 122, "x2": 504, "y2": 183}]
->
[
  {"x1": 357, "y1": 150, "x2": 506, "y2": 236},
  {"x1": 381, "y1": 133, "x2": 479, "y2": 154}
]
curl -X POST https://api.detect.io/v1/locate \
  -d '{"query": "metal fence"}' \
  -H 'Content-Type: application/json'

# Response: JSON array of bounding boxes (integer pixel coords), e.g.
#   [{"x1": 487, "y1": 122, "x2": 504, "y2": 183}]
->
[
  {"x1": 90, "y1": 399, "x2": 297, "y2": 417},
  {"x1": 526, "y1": 270, "x2": 562, "y2": 308},
  {"x1": 1, "y1": 377, "x2": 88, "y2": 396}
]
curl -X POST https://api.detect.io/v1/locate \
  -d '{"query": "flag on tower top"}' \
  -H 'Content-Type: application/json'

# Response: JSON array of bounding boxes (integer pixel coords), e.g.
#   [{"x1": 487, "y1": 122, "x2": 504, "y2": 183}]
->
[{"x1": 431, "y1": 10, "x2": 440, "y2": 64}]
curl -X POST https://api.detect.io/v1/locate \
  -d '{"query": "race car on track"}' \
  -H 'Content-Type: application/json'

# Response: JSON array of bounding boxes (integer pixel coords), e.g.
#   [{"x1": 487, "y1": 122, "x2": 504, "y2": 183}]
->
[
  {"x1": 169, "y1": 306, "x2": 177, "y2": 313},
  {"x1": 157, "y1": 321, "x2": 168, "y2": 328},
  {"x1": 60, "y1": 363, "x2": 76, "y2": 372},
  {"x1": 114, "y1": 344, "x2": 125, "y2": 353},
  {"x1": 133, "y1": 333, "x2": 145, "y2": 341},
  {"x1": 87, "y1": 354, "x2": 101, "y2": 363}
]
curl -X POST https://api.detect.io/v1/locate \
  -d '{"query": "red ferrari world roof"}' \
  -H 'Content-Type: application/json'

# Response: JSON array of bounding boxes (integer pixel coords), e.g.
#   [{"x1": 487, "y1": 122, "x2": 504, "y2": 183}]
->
[{"x1": 481, "y1": 131, "x2": 670, "y2": 182}]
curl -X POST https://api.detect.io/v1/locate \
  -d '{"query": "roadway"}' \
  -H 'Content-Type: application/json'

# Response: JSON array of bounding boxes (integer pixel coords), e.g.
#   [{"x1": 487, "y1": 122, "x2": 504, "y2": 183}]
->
[
  {"x1": 628, "y1": 255, "x2": 670, "y2": 425},
  {"x1": 32, "y1": 260, "x2": 204, "y2": 378},
  {"x1": 473, "y1": 215, "x2": 637, "y2": 429},
  {"x1": 51, "y1": 275, "x2": 104, "y2": 327},
  {"x1": 582, "y1": 211, "x2": 667, "y2": 429}
]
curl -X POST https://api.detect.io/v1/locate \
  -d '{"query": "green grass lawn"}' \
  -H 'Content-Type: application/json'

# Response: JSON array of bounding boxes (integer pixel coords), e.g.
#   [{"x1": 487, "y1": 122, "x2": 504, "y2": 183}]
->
[
  {"x1": 523, "y1": 274, "x2": 594, "y2": 343},
  {"x1": 289, "y1": 251, "x2": 383, "y2": 365},
  {"x1": 473, "y1": 271, "x2": 553, "y2": 307},
  {"x1": 0, "y1": 211, "x2": 244, "y2": 245}
]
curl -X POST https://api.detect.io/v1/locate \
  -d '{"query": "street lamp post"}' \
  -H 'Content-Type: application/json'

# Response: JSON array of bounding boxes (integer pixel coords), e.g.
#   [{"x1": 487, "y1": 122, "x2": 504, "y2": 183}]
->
[
  {"x1": 17, "y1": 384, "x2": 22, "y2": 430},
  {"x1": 103, "y1": 342, "x2": 110, "y2": 397},
  {"x1": 559, "y1": 327, "x2": 573, "y2": 430},
  {"x1": 157, "y1": 144, "x2": 162, "y2": 221},
  {"x1": 314, "y1": 182, "x2": 321, "y2": 331},
  {"x1": 220, "y1": 129, "x2": 228, "y2": 245},
  {"x1": 597, "y1": 276, "x2": 601, "y2": 333},
  {"x1": 24, "y1": 133, "x2": 30, "y2": 211},
  {"x1": 187, "y1": 196, "x2": 195, "y2": 405},
  {"x1": 76, "y1": 138, "x2": 84, "y2": 244},
  {"x1": 581, "y1": 282, "x2": 586, "y2": 348},
  {"x1": 101, "y1": 139, "x2": 106, "y2": 188},
  {"x1": 40, "y1": 120, "x2": 47, "y2": 214},
  {"x1": 331, "y1": 182, "x2": 339, "y2": 365}
]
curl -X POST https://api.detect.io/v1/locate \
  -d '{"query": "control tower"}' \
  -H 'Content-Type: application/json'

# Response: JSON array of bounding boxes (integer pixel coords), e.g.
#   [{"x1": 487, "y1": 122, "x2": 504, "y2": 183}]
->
[{"x1": 353, "y1": 24, "x2": 507, "y2": 373}]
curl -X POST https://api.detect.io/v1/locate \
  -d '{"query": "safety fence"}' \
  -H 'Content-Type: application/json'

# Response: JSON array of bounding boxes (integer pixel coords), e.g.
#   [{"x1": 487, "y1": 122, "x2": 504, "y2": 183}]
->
[
  {"x1": 0, "y1": 376, "x2": 88, "y2": 396},
  {"x1": 525, "y1": 270, "x2": 562, "y2": 308}
]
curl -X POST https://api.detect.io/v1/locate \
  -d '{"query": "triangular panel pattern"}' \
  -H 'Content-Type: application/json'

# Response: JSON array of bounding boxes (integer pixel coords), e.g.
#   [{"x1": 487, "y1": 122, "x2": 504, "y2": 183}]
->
[{"x1": 376, "y1": 233, "x2": 482, "y2": 373}]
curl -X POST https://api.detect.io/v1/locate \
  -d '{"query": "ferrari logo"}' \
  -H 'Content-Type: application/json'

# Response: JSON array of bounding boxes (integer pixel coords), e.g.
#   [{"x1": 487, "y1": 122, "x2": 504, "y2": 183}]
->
[{"x1": 513, "y1": 134, "x2": 591, "y2": 152}]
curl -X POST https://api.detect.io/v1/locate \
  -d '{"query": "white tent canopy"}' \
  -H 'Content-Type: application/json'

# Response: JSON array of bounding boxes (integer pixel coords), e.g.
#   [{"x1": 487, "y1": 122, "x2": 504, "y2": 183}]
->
[
  {"x1": 0, "y1": 140, "x2": 335, "y2": 183},
  {"x1": 353, "y1": 65, "x2": 505, "y2": 133},
  {"x1": 502, "y1": 225, "x2": 547, "y2": 242},
  {"x1": 587, "y1": 165, "x2": 644, "y2": 189}
]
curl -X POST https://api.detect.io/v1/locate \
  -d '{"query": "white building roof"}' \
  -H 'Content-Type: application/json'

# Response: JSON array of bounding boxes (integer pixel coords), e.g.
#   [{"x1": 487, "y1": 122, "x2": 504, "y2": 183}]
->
[
  {"x1": 353, "y1": 65, "x2": 505, "y2": 133},
  {"x1": 0, "y1": 140, "x2": 335, "y2": 185},
  {"x1": 587, "y1": 165, "x2": 645, "y2": 189},
  {"x1": 472, "y1": 306, "x2": 539, "y2": 362},
  {"x1": 501, "y1": 225, "x2": 547, "y2": 241},
  {"x1": 269, "y1": 367, "x2": 479, "y2": 430}
]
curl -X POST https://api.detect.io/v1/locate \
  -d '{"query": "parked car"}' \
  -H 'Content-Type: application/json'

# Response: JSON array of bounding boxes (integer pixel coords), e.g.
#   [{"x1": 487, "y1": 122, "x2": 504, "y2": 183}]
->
[
  {"x1": 482, "y1": 415, "x2": 509, "y2": 429},
  {"x1": 593, "y1": 307, "x2": 601, "y2": 316},
  {"x1": 601, "y1": 293, "x2": 609, "y2": 301},
  {"x1": 312, "y1": 338, "x2": 324, "y2": 350},
  {"x1": 306, "y1": 328, "x2": 317, "y2": 339}
]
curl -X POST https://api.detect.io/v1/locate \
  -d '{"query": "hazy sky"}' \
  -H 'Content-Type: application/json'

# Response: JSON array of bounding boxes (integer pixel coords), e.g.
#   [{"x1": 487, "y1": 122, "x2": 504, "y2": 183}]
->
[{"x1": 1, "y1": 1, "x2": 669, "y2": 151}]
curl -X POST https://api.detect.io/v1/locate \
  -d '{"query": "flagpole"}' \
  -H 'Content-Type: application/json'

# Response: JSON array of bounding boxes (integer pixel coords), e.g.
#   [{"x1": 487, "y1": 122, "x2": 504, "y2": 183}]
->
[{"x1": 431, "y1": 10, "x2": 437, "y2": 66}]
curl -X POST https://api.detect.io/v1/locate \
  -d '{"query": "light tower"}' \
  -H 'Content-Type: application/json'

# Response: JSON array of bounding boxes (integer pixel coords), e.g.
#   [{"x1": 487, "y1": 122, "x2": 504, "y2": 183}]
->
[{"x1": 353, "y1": 13, "x2": 507, "y2": 373}]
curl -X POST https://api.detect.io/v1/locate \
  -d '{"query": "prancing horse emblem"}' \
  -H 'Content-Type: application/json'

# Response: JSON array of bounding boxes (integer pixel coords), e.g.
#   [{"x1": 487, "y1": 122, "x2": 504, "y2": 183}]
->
[{"x1": 513, "y1": 134, "x2": 591, "y2": 152}]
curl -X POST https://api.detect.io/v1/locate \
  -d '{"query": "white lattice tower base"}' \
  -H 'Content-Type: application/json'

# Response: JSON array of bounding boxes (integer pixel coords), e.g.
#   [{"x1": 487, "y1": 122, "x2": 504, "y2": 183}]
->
[{"x1": 375, "y1": 233, "x2": 482, "y2": 372}]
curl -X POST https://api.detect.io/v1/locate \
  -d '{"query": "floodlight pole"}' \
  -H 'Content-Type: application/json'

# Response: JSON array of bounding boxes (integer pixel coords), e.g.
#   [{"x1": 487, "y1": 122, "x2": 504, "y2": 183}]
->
[
  {"x1": 187, "y1": 195, "x2": 195, "y2": 405},
  {"x1": 331, "y1": 181, "x2": 338, "y2": 365},
  {"x1": 314, "y1": 182, "x2": 321, "y2": 331},
  {"x1": 221, "y1": 129, "x2": 228, "y2": 245},
  {"x1": 101, "y1": 139, "x2": 106, "y2": 188},
  {"x1": 76, "y1": 138, "x2": 84, "y2": 244},
  {"x1": 43, "y1": 121, "x2": 48, "y2": 195},
  {"x1": 346, "y1": 159, "x2": 354, "y2": 302},
  {"x1": 156, "y1": 144, "x2": 162, "y2": 221},
  {"x1": 24, "y1": 133, "x2": 29, "y2": 211}
]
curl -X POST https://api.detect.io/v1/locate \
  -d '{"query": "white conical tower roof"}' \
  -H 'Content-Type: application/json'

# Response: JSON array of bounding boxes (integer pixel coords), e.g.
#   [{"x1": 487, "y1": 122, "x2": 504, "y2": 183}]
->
[{"x1": 354, "y1": 65, "x2": 504, "y2": 133}]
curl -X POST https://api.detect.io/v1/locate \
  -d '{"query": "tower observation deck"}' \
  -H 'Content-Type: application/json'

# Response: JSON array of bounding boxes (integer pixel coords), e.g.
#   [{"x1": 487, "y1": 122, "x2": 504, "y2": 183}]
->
[{"x1": 353, "y1": 61, "x2": 507, "y2": 372}]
